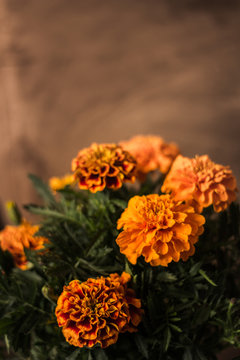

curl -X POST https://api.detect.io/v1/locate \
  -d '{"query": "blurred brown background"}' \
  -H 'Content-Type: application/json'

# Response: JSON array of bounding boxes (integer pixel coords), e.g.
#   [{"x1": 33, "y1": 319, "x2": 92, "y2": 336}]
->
[
  {"x1": 0, "y1": 1, "x2": 240, "y2": 358},
  {"x1": 1, "y1": 0, "x2": 240, "y2": 213}
]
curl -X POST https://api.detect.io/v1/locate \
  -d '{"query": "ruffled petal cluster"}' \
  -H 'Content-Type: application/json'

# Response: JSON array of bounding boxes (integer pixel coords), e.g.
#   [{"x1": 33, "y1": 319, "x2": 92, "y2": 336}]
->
[
  {"x1": 120, "y1": 135, "x2": 179, "y2": 178},
  {"x1": 162, "y1": 155, "x2": 237, "y2": 212},
  {"x1": 0, "y1": 221, "x2": 48, "y2": 270},
  {"x1": 49, "y1": 174, "x2": 75, "y2": 191},
  {"x1": 72, "y1": 143, "x2": 136, "y2": 193},
  {"x1": 116, "y1": 194, "x2": 205, "y2": 266},
  {"x1": 55, "y1": 272, "x2": 142, "y2": 348}
]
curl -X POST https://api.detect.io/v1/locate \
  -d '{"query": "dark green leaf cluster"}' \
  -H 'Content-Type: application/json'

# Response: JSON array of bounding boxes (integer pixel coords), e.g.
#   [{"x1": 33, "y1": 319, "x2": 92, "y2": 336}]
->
[{"x1": 0, "y1": 175, "x2": 240, "y2": 360}]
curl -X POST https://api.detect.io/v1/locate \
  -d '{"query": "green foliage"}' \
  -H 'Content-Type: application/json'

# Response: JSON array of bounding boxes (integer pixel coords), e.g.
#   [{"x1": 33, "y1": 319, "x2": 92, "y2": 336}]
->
[{"x1": 0, "y1": 175, "x2": 240, "y2": 359}]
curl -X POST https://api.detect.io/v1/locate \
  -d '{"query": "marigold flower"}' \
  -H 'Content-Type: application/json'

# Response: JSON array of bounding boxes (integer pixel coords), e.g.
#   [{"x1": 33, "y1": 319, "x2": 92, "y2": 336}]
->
[
  {"x1": 161, "y1": 155, "x2": 237, "y2": 213},
  {"x1": 116, "y1": 194, "x2": 205, "y2": 266},
  {"x1": 0, "y1": 221, "x2": 48, "y2": 270},
  {"x1": 55, "y1": 272, "x2": 142, "y2": 348},
  {"x1": 49, "y1": 174, "x2": 75, "y2": 191},
  {"x1": 120, "y1": 135, "x2": 179, "y2": 178},
  {"x1": 72, "y1": 143, "x2": 136, "y2": 193}
]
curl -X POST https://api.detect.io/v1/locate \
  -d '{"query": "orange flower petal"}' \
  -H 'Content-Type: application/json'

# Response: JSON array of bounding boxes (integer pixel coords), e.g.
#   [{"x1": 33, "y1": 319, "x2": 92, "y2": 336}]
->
[
  {"x1": 162, "y1": 155, "x2": 237, "y2": 213},
  {"x1": 72, "y1": 143, "x2": 137, "y2": 193},
  {"x1": 116, "y1": 194, "x2": 205, "y2": 266},
  {"x1": 0, "y1": 221, "x2": 48, "y2": 270},
  {"x1": 120, "y1": 135, "x2": 180, "y2": 178},
  {"x1": 55, "y1": 273, "x2": 143, "y2": 349}
]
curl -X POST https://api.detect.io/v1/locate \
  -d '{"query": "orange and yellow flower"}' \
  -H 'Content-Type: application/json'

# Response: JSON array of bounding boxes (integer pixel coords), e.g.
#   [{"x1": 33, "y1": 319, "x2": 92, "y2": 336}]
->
[
  {"x1": 72, "y1": 143, "x2": 136, "y2": 193},
  {"x1": 55, "y1": 272, "x2": 143, "y2": 349},
  {"x1": 120, "y1": 135, "x2": 179, "y2": 178},
  {"x1": 116, "y1": 194, "x2": 205, "y2": 266},
  {"x1": 49, "y1": 174, "x2": 75, "y2": 191},
  {"x1": 0, "y1": 221, "x2": 48, "y2": 270},
  {"x1": 162, "y1": 155, "x2": 237, "y2": 213}
]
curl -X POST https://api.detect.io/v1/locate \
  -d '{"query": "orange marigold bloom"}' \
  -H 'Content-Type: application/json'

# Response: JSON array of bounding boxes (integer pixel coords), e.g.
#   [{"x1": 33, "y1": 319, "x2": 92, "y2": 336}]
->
[
  {"x1": 72, "y1": 143, "x2": 136, "y2": 193},
  {"x1": 55, "y1": 272, "x2": 142, "y2": 349},
  {"x1": 162, "y1": 155, "x2": 237, "y2": 213},
  {"x1": 0, "y1": 221, "x2": 48, "y2": 270},
  {"x1": 120, "y1": 135, "x2": 179, "y2": 177},
  {"x1": 116, "y1": 194, "x2": 205, "y2": 266},
  {"x1": 49, "y1": 174, "x2": 75, "y2": 191}
]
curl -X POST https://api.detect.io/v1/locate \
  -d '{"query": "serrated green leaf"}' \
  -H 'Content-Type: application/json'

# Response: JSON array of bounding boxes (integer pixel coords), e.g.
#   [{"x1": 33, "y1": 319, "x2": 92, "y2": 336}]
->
[
  {"x1": 85, "y1": 232, "x2": 108, "y2": 256},
  {"x1": 75, "y1": 258, "x2": 108, "y2": 275},
  {"x1": 25, "y1": 205, "x2": 82, "y2": 226},
  {"x1": 28, "y1": 174, "x2": 56, "y2": 205}
]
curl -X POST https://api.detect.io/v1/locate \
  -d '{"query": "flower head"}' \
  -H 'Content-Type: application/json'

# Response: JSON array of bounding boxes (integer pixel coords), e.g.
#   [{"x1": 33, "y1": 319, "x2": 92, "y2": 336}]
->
[
  {"x1": 0, "y1": 221, "x2": 48, "y2": 270},
  {"x1": 116, "y1": 194, "x2": 205, "y2": 266},
  {"x1": 162, "y1": 155, "x2": 237, "y2": 212},
  {"x1": 49, "y1": 174, "x2": 75, "y2": 191},
  {"x1": 72, "y1": 143, "x2": 137, "y2": 193},
  {"x1": 55, "y1": 272, "x2": 142, "y2": 348},
  {"x1": 120, "y1": 135, "x2": 179, "y2": 178}
]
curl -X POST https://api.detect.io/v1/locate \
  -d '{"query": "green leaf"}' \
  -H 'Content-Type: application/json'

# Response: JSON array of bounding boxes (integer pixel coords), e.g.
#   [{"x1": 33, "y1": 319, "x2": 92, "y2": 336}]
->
[
  {"x1": 169, "y1": 323, "x2": 182, "y2": 333},
  {"x1": 25, "y1": 205, "x2": 82, "y2": 226},
  {"x1": 163, "y1": 327, "x2": 171, "y2": 352},
  {"x1": 17, "y1": 312, "x2": 39, "y2": 334},
  {"x1": 31, "y1": 345, "x2": 49, "y2": 360},
  {"x1": 193, "y1": 306, "x2": 211, "y2": 326},
  {"x1": 0, "y1": 248, "x2": 14, "y2": 274},
  {"x1": 199, "y1": 270, "x2": 217, "y2": 287},
  {"x1": 157, "y1": 271, "x2": 177, "y2": 283},
  {"x1": 189, "y1": 262, "x2": 202, "y2": 277},
  {"x1": 124, "y1": 260, "x2": 133, "y2": 276},
  {"x1": 195, "y1": 348, "x2": 208, "y2": 360},
  {"x1": 75, "y1": 258, "x2": 108, "y2": 275},
  {"x1": 4, "y1": 334, "x2": 10, "y2": 354},
  {"x1": 134, "y1": 333, "x2": 149, "y2": 359},
  {"x1": 183, "y1": 348, "x2": 193, "y2": 360},
  {"x1": 66, "y1": 349, "x2": 81, "y2": 360},
  {"x1": 0, "y1": 318, "x2": 14, "y2": 335},
  {"x1": 28, "y1": 174, "x2": 56, "y2": 205},
  {"x1": 94, "y1": 348, "x2": 109, "y2": 360},
  {"x1": 85, "y1": 232, "x2": 108, "y2": 256},
  {"x1": 111, "y1": 199, "x2": 127, "y2": 209},
  {"x1": 87, "y1": 352, "x2": 94, "y2": 360}
]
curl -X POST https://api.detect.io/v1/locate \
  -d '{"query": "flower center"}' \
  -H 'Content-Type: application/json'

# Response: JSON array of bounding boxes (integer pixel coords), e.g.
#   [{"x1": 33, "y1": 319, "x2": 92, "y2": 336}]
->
[
  {"x1": 141, "y1": 197, "x2": 174, "y2": 229},
  {"x1": 193, "y1": 156, "x2": 214, "y2": 174},
  {"x1": 86, "y1": 145, "x2": 116, "y2": 166}
]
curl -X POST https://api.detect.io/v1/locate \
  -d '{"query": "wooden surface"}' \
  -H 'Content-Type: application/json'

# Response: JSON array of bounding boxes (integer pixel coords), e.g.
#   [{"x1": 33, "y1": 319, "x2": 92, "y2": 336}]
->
[{"x1": 0, "y1": 2, "x2": 240, "y2": 357}]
